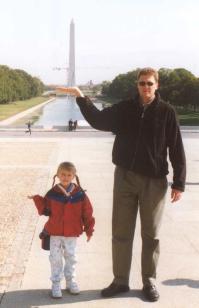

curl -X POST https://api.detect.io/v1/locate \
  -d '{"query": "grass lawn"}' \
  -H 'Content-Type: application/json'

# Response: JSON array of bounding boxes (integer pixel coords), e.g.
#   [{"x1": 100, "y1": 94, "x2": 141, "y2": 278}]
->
[
  {"x1": 0, "y1": 97, "x2": 50, "y2": 121},
  {"x1": 177, "y1": 110, "x2": 199, "y2": 126}
]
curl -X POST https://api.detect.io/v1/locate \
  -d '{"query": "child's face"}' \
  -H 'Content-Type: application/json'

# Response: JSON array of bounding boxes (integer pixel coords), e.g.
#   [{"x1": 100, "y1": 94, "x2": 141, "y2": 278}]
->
[{"x1": 57, "y1": 169, "x2": 75, "y2": 188}]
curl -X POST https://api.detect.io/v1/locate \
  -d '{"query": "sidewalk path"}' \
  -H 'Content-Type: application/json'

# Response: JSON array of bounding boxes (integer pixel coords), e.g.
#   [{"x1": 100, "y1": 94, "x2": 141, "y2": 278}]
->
[{"x1": 0, "y1": 133, "x2": 199, "y2": 308}]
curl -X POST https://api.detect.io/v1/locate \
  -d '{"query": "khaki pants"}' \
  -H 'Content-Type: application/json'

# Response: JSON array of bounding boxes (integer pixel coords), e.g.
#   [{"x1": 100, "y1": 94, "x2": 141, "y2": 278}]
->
[{"x1": 112, "y1": 166, "x2": 168, "y2": 286}]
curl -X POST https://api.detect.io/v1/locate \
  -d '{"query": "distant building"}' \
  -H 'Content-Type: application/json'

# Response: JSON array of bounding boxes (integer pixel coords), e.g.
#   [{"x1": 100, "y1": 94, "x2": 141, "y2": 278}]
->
[{"x1": 86, "y1": 80, "x2": 94, "y2": 87}]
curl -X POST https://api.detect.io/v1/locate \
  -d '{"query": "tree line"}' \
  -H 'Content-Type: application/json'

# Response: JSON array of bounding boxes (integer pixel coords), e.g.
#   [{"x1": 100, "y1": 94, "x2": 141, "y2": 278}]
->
[
  {"x1": 0, "y1": 65, "x2": 44, "y2": 104},
  {"x1": 101, "y1": 68, "x2": 199, "y2": 111}
]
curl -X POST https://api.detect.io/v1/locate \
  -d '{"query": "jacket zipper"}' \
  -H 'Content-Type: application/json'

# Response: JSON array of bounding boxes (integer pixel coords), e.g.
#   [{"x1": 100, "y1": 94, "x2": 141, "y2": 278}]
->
[
  {"x1": 130, "y1": 107, "x2": 146, "y2": 170},
  {"x1": 57, "y1": 183, "x2": 74, "y2": 235}
]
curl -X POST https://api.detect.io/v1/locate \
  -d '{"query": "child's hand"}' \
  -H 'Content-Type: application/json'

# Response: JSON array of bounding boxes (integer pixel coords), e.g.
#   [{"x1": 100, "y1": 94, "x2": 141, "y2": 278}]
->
[
  {"x1": 87, "y1": 235, "x2": 92, "y2": 242},
  {"x1": 27, "y1": 195, "x2": 35, "y2": 199}
]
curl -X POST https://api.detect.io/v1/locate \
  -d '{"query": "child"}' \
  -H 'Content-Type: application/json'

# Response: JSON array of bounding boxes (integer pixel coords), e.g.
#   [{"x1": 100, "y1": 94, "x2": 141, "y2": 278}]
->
[{"x1": 28, "y1": 162, "x2": 95, "y2": 299}]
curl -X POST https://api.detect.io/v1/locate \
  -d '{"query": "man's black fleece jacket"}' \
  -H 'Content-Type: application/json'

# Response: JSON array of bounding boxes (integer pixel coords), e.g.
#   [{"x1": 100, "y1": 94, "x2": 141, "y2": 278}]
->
[{"x1": 76, "y1": 92, "x2": 186, "y2": 191}]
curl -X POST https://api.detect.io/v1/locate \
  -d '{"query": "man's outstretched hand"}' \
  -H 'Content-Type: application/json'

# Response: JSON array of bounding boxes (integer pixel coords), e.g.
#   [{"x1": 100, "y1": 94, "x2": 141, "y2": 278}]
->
[{"x1": 56, "y1": 86, "x2": 84, "y2": 97}]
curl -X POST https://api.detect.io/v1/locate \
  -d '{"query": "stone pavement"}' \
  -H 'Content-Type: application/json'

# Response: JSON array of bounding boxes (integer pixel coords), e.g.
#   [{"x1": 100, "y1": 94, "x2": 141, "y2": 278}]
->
[{"x1": 0, "y1": 132, "x2": 199, "y2": 308}]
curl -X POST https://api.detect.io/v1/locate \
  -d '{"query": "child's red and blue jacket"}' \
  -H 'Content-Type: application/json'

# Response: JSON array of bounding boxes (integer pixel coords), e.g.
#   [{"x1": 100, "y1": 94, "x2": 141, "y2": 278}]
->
[{"x1": 33, "y1": 184, "x2": 95, "y2": 237}]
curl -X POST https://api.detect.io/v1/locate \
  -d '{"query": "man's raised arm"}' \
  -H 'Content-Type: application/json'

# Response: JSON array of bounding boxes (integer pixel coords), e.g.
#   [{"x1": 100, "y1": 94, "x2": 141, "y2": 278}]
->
[{"x1": 56, "y1": 86, "x2": 120, "y2": 132}]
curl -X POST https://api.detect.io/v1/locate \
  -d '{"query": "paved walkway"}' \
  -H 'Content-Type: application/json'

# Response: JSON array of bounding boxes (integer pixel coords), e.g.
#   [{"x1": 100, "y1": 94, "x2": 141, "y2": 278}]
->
[{"x1": 0, "y1": 133, "x2": 199, "y2": 308}]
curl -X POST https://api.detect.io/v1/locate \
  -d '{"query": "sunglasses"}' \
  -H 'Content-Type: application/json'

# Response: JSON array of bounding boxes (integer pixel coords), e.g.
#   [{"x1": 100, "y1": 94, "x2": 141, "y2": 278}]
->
[{"x1": 138, "y1": 81, "x2": 154, "y2": 87}]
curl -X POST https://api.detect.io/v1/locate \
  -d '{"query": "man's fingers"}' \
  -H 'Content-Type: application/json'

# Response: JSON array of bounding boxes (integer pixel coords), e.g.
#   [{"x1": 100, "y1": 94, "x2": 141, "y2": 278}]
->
[
  {"x1": 56, "y1": 86, "x2": 84, "y2": 97},
  {"x1": 56, "y1": 87, "x2": 76, "y2": 95}
]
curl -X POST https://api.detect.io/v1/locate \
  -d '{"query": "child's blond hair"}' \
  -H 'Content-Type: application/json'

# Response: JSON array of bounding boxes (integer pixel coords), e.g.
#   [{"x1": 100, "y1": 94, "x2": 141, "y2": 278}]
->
[{"x1": 52, "y1": 161, "x2": 82, "y2": 188}]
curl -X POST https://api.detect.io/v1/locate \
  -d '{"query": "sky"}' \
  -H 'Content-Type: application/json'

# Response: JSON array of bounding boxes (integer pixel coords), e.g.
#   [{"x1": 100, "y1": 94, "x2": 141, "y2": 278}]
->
[{"x1": 0, "y1": 0, "x2": 199, "y2": 85}]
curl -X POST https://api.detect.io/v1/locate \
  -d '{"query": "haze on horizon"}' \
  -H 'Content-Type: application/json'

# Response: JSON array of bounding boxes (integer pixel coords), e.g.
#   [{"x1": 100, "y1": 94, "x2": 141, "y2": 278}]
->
[{"x1": 0, "y1": 0, "x2": 199, "y2": 85}]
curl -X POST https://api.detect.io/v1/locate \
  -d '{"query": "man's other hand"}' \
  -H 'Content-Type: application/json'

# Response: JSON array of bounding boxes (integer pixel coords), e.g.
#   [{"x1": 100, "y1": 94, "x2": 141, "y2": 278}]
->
[{"x1": 171, "y1": 189, "x2": 182, "y2": 203}]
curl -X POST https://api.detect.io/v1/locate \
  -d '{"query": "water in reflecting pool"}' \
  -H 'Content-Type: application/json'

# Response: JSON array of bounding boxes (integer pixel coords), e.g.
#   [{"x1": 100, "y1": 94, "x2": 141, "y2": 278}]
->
[
  {"x1": 34, "y1": 96, "x2": 88, "y2": 127},
  {"x1": 12, "y1": 96, "x2": 102, "y2": 128}
]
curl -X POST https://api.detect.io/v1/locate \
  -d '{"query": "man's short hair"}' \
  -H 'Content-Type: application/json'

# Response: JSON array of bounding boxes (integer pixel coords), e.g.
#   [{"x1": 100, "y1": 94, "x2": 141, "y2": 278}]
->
[{"x1": 137, "y1": 67, "x2": 159, "y2": 83}]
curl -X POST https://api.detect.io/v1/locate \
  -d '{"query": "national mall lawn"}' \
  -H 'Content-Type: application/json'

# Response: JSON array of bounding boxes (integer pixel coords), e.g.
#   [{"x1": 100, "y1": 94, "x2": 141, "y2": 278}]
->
[
  {"x1": 177, "y1": 109, "x2": 199, "y2": 126},
  {"x1": 0, "y1": 97, "x2": 49, "y2": 121}
]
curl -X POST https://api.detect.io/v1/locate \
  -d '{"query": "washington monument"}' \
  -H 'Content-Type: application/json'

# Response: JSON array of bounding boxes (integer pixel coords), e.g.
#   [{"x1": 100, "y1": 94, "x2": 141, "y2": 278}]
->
[{"x1": 67, "y1": 19, "x2": 75, "y2": 86}]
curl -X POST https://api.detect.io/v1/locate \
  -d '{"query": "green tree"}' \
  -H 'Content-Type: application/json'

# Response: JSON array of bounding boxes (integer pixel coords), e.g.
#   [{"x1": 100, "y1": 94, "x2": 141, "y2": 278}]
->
[
  {"x1": 98, "y1": 67, "x2": 199, "y2": 109},
  {"x1": 0, "y1": 65, "x2": 44, "y2": 103}
]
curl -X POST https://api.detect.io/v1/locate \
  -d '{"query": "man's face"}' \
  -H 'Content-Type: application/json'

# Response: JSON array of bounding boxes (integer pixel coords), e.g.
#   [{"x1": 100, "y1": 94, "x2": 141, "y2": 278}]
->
[{"x1": 137, "y1": 74, "x2": 158, "y2": 102}]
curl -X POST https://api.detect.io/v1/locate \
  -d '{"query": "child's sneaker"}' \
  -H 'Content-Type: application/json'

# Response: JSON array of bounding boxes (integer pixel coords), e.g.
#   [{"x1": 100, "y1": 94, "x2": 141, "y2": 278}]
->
[
  {"x1": 66, "y1": 281, "x2": 80, "y2": 295},
  {"x1": 51, "y1": 282, "x2": 62, "y2": 298}
]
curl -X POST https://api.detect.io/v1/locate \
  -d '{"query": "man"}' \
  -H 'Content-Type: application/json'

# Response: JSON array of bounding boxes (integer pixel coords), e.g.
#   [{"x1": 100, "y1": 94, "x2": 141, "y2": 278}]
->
[
  {"x1": 68, "y1": 119, "x2": 73, "y2": 131},
  {"x1": 57, "y1": 67, "x2": 186, "y2": 302},
  {"x1": 73, "y1": 120, "x2": 78, "y2": 131},
  {"x1": 25, "y1": 121, "x2": 32, "y2": 135}
]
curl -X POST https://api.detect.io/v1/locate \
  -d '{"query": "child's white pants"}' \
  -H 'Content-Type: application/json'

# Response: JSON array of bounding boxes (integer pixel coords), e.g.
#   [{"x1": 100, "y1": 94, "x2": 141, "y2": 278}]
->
[{"x1": 49, "y1": 236, "x2": 77, "y2": 283}]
